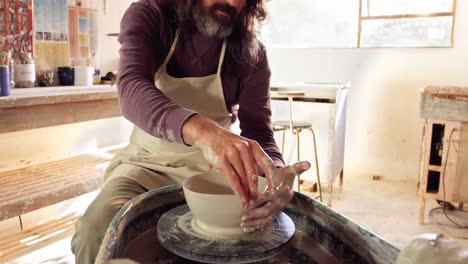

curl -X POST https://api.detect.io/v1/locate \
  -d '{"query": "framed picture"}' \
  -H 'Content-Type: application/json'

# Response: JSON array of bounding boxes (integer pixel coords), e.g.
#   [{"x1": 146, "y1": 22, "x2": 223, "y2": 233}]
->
[
  {"x1": 35, "y1": 31, "x2": 44, "y2": 41},
  {"x1": 60, "y1": 33, "x2": 68, "y2": 42},
  {"x1": 44, "y1": 32, "x2": 51, "y2": 41}
]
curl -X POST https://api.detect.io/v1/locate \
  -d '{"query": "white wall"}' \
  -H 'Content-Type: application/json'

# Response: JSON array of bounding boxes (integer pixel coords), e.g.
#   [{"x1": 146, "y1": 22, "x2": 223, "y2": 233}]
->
[
  {"x1": 94, "y1": 1, "x2": 468, "y2": 181},
  {"x1": 268, "y1": 1, "x2": 468, "y2": 181},
  {"x1": 97, "y1": 0, "x2": 136, "y2": 74}
]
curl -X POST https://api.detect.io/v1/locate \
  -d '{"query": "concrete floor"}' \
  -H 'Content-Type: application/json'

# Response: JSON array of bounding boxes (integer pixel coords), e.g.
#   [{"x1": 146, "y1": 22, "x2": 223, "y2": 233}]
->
[
  {"x1": 2, "y1": 172, "x2": 468, "y2": 263},
  {"x1": 322, "y1": 173, "x2": 468, "y2": 248}
]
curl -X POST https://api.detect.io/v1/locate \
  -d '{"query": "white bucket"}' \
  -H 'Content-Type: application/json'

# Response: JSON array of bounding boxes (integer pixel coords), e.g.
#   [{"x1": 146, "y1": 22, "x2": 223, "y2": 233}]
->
[{"x1": 73, "y1": 66, "x2": 94, "y2": 86}]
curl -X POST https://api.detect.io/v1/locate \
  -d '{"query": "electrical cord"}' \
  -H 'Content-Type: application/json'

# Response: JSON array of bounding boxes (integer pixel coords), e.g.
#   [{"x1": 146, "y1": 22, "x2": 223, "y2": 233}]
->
[{"x1": 429, "y1": 128, "x2": 468, "y2": 229}]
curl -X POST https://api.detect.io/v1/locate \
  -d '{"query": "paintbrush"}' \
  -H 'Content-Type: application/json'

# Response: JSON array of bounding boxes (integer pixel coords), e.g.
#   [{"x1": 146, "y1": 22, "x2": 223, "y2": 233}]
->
[
  {"x1": 0, "y1": 51, "x2": 11, "y2": 66},
  {"x1": 0, "y1": 51, "x2": 5, "y2": 65}
]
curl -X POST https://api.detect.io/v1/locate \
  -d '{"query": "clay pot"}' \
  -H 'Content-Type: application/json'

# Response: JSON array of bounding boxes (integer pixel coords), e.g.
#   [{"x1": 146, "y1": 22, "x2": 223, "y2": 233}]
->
[{"x1": 183, "y1": 171, "x2": 267, "y2": 238}]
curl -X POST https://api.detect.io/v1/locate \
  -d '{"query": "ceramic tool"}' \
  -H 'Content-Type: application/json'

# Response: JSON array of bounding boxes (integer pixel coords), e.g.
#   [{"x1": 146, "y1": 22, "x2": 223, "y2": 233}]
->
[{"x1": 157, "y1": 204, "x2": 295, "y2": 263}]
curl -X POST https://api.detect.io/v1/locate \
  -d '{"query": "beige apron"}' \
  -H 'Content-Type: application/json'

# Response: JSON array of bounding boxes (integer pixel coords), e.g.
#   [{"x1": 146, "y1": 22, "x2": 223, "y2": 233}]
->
[{"x1": 104, "y1": 31, "x2": 232, "y2": 190}]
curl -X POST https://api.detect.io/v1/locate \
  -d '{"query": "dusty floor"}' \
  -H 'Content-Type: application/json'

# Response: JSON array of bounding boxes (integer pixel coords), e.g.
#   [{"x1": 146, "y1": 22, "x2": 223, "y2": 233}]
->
[
  {"x1": 1, "y1": 172, "x2": 468, "y2": 263},
  {"x1": 319, "y1": 174, "x2": 468, "y2": 248}
]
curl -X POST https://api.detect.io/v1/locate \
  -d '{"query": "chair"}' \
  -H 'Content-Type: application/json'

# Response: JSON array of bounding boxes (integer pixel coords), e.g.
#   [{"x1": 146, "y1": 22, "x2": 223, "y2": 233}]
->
[{"x1": 272, "y1": 91, "x2": 322, "y2": 202}]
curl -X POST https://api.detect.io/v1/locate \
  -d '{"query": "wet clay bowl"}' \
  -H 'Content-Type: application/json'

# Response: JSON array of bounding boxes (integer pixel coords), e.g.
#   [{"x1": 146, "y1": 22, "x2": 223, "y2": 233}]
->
[{"x1": 182, "y1": 171, "x2": 268, "y2": 239}]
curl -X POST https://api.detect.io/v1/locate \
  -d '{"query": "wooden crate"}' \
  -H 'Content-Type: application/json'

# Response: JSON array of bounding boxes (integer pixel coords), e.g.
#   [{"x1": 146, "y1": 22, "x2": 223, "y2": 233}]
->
[{"x1": 419, "y1": 120, "x2": 468, "y2": 224}]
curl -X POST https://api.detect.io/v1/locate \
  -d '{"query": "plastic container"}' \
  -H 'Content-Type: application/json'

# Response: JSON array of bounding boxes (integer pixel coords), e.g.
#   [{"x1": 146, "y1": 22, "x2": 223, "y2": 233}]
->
[
  {"x1": 58, "y1": 67, "x2": 74, "y2": 86},
  {"x1": 73, "y1": 66, "x2": 94, "y2": 86},
  {"x1": 0, "y1": 66, "x2": 11, "y2": 96},
  {"x1": 93, "y1": 69, "x2": 101, "y2": 85},
  {"x1": 9, "y1": 59, "x2": 15, "y2": 89}
]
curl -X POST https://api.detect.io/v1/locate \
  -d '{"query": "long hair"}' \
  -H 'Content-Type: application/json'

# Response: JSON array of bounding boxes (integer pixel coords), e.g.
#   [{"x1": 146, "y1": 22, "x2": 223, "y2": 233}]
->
[{"x1": 173, "y1": 0, "x2": 268, "y2": 72}]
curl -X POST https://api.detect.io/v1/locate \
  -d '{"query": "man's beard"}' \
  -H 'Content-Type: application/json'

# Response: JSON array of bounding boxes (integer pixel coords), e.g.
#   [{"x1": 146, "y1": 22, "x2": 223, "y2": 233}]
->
[{"x1": 192, "y1": 3, "x2": 238, "y2": 39}]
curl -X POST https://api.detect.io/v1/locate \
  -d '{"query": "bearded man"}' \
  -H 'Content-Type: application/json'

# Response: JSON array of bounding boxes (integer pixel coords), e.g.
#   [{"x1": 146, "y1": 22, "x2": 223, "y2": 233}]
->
[{"x1": 71, "y1": 1, "x2": 310, "y2": 262}]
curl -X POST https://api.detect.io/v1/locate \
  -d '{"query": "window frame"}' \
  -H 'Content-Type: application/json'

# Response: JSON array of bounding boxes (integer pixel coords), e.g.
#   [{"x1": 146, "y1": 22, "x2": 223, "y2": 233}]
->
[{"x1": 356, "y1": 0, "x2": 458, "y2": 48}]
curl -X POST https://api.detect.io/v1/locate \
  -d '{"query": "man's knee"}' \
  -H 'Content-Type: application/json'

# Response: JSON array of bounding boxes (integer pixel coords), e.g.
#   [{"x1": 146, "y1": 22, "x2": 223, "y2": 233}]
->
[
  {"x1": 71, "y1": 177, "x2": 146, "y2": 262},
  {"x1": 71, "y1": 193, "x2": 129, "y2": 262},
  {"x1": 71, "y1": 197, "x2": 119, "y2": 255}
]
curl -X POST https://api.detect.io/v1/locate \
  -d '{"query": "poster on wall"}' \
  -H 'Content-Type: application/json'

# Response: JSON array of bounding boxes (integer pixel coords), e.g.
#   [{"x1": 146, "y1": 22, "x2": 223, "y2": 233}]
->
[
  {"x1": 34, "y1": 0, "x2": 68, "y2": 43},
  {"x1": 33, "y1": 0, "x2": 98, "y2": 70},
  {"x1": 68, "y1": 4, "x2": 97, "y2": 66},
  {"x1": 33, "y1": 0, "x2": 69, "y2": 71},
  {"x1": 0, "y1": 0, "x2": 33, "y2": 53}
]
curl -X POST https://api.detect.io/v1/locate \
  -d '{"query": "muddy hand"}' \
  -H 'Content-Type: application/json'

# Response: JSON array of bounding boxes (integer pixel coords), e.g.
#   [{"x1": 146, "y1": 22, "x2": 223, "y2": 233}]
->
[
  {"x1": 182, "y1": 114, "x2": 276, "y2": 208},
  {"x1": 240, "y1": 161, "x2": 311, "y2": 232}
]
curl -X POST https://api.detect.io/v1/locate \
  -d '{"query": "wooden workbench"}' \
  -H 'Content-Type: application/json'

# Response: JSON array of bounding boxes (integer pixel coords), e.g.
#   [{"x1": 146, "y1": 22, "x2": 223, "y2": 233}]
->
[
  {"x1": 0, "y1": 85, "x2": 121, "y2": 133},
  {"x1": 0, "y1": 85, "x2": 122, "y2": 221}
]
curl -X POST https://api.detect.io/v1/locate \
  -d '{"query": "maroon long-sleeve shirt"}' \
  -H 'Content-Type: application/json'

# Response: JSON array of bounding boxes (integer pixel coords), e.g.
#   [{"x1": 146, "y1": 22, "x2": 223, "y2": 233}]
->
[{"x1": 117, "y1": 0, "x2": 284, "y2": 167}]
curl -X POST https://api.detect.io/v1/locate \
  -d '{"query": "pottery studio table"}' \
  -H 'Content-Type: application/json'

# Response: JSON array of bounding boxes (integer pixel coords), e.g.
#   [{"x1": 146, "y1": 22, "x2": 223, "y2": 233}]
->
[
  {"x1": 0, "y1": 85, "x2": 121, "y2": 222},
  {"x1": 0, "y1": 85, "x2": 119, "y2": 133},
  {"x1": 270, "y1": 83, "x2": 349, "y2": 207}
]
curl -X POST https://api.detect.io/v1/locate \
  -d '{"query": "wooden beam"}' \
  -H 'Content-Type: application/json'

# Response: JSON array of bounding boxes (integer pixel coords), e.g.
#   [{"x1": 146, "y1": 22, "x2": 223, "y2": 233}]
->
[
  {"x1": 366, "y1": 0, "x2": 370, "y2": 17},
  {"x1": 450, "y1": 0, "x2": 458, "y2": 47},
  {"x1": 357, "y1": 0, "x2": 363, "y2": 48},
  {"x1": 361, "y1": 12, "x2": 453, "y2": 20},
  {"x1": 0, "y1": 98, "x2": 121, "y2": 133}
]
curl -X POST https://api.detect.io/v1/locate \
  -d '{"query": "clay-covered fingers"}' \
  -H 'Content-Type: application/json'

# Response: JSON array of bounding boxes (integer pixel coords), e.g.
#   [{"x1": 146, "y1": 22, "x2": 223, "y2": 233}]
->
[
  {"x1": 282, "y1": 161, "x2": 311, "y2": 176},
  {"x1": 274, "y1": 184, "x2": 294, "y2": 206},
  {"x1": 234, "y1": 141, "x2": 259, "y2": 200},
  {"x1": 241, "y1": 215, "x2": 272, "y2": 232},
  {"x1": 242, "y1": 202, "x2": 273, "y2": 224},
  {"x1": 248, "y1": 191, "x2": 274, "y2": 209},
  {"x1": 220, "y1": 162, "x2": 248, "y2": 208},
  {"x1": 243, "y1": 186, "x2": 291, "y2": 220},
  {"x1": 225, "y1": 146, "x2": 250, "y2": 197},
  {"x1": 250, "y1": 141, "x2": 275, "y2": 190},
  {"x1": 241, "y1": 199, "x2": 284, "y2": 232},
  {"x1": 242, "y1": 185, "x2": 293, "y2": 228}
]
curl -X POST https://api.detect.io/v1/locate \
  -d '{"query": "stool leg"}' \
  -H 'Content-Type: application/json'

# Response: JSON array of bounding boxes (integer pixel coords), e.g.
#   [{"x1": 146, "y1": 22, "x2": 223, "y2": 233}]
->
[
  {"x1": 308, "y1": 128, "x2": 322, "y2": 202},
  {"x1": 281, "y1": 130, "x2": 286, "y2": 155},
  {"x1": 339, "y1": 169, "x2": 344, "y2": 192},
  {"x1": 296, "y1": 130, "x2": 301, "y2": 192}
]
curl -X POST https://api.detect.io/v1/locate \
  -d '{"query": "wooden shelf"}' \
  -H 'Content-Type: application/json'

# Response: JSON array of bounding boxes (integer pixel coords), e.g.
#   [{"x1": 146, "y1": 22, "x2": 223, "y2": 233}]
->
[
  {"x1": 0, "y1": 147, "x2": 122, "y2": 221},
  {"x1": 0, "y1": 86, "x2": 121, "y2": 134},
  {"x1": 419, "y1": 119, "x2": 468, "y2": 224}
]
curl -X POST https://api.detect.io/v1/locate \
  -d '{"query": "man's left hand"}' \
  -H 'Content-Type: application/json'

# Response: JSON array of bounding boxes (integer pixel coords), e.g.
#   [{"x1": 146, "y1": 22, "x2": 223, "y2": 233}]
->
[{"x1": 240, "y1": 161, "x2": 311, "y2": 232}]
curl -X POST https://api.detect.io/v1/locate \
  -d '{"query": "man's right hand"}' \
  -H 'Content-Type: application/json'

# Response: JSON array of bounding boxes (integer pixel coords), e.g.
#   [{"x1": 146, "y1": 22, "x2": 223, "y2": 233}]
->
[{"x1": 182, "y1": 114, "x2": 275, "y2": 208}]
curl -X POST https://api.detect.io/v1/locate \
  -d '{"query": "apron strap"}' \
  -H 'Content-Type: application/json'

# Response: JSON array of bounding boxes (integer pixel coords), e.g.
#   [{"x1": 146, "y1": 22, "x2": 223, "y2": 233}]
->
[
  {"x1": 161, "y1": 29, "x2": 181, "y2": 68},
  {"x1": 159, "y1": 29, "x2": 226, "y2": 76},
  {"x1": 217, "y1": 41, "x2": 227, "y2": 74}
]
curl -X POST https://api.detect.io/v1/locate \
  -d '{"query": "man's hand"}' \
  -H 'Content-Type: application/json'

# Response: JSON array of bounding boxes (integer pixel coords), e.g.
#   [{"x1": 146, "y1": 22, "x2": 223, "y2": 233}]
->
[
  {"x1": 182, "y1": 114, "x2": 275, "y2": 208},
  {"x1": 240, "y1": 161, "x2": 311, "y2": 232}
]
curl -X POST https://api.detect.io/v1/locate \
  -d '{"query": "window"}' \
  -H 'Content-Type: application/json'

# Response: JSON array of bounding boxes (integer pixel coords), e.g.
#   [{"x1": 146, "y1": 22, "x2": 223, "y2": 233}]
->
[
  {"x1": 260, "y1": 0, "x2": 359, "y2": 48},
  {"x1": 260, "y1": 0, "x2": 457, "y2": 48},
  {"x1": 359, "y1": 0, "x2": 456, "y2": 47}
]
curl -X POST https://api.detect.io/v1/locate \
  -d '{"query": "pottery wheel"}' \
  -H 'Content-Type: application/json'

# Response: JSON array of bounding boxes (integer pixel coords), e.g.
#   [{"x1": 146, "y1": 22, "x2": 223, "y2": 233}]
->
[{"x1": 157, "y1": 204, "x2": 295, "y2": 263}]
